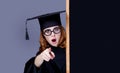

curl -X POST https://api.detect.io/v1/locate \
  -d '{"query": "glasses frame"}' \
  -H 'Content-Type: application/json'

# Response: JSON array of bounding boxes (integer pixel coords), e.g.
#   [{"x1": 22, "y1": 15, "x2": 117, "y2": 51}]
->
[{"x1": 43, "y1": 27, "x2": 61, "y2": 36}]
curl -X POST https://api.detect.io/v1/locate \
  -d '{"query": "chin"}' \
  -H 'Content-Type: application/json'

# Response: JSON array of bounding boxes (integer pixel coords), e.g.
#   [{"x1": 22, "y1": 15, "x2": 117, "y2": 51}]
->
[
  {"x1": 51, "y1": 43, "x2": 58, "y2": 47},
  {"x1": 52, "y1": 45, "x2": 58, "y2": 47}
]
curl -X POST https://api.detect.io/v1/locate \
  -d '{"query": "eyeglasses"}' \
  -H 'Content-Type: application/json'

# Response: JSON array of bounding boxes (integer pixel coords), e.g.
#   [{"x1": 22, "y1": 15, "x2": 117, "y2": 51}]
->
[{"x1": 43, "y1": 27, "x2": 61, "y2": 36}]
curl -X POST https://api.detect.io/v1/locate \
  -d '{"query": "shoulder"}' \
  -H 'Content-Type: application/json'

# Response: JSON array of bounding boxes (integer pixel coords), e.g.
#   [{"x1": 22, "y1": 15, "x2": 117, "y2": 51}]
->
[
  {"x1": 25, "y1": 51, "x2": 41, "y2": 66},
  {"x1": 25, "y1": 57, "x2": 35, "y2": 66}
]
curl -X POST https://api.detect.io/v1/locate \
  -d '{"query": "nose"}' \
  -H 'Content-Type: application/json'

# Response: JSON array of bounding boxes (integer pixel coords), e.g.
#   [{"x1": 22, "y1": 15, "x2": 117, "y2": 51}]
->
[{"x1": 51, "y1": 31, "x2": 55, "y2": 37}]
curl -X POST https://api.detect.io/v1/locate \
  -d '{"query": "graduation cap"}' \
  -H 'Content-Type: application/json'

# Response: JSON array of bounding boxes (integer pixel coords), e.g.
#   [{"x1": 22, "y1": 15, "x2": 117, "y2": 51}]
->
[{"x1": 25, "y1": 10, "x2": 65, "y2": 40}]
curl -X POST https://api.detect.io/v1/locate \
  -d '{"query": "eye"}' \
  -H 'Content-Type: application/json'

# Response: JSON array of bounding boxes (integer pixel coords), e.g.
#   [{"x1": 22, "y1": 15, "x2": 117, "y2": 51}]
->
[
  {"x1": 44, "y1": 29, "x2": 51, "y2": 35},
  {"x1": 54, "y1": 27, "x2": 60, "y2": 34}
]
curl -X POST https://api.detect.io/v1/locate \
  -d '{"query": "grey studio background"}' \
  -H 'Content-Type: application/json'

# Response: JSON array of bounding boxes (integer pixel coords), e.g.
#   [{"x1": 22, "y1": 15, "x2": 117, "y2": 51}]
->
[{"x1": 0, "y1": 0, "x2": 65, "y2": 73}]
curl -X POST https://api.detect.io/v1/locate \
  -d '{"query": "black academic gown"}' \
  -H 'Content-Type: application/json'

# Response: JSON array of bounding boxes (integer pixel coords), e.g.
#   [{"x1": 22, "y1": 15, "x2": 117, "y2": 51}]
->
[{"x1": 24, "y1": 46, "x2": 66, "y2": 73}]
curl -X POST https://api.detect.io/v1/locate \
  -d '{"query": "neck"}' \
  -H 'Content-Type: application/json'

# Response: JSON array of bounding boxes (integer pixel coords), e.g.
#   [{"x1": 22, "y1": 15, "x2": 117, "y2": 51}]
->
[{"x1": 49, "y1": 45, "x2": 58, "y2": 48}]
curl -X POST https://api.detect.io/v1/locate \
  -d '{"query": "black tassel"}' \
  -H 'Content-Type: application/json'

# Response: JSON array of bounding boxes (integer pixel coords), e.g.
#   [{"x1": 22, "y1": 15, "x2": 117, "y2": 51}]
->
[
  {"x1": 25, "y1": 20, "x2": 29, "y2": 40},
  {"x1": 26, "y1": 28, "x2": 29, "y2": 40}
]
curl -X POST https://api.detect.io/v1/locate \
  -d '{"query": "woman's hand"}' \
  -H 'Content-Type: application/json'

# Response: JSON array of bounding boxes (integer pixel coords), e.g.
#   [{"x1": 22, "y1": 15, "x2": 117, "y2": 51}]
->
[{"x1": 34, "y1": 47, "x2": 55, "y2": 67}]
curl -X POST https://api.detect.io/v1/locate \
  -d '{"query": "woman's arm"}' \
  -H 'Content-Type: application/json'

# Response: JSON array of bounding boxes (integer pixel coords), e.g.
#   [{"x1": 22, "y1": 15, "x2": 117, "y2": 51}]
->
[
  {"x1": 34, "y1": 47, "x2": 55, "y2": 67},
  {"x1": 24, "y1": 48, "x2": 55, "y2": 73},
  {"x1": 24, "y1": 57, "x2": 39, "y2": 73}
]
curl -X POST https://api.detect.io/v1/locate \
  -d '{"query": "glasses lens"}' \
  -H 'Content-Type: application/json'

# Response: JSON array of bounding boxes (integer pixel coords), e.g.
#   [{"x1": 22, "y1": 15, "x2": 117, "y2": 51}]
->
[
  {"x1": 53, "y1": 27, "x2": 61, "y2": 34},
  {"x1": 44, "y1": 29, "x2": 51, "y2": 36}
]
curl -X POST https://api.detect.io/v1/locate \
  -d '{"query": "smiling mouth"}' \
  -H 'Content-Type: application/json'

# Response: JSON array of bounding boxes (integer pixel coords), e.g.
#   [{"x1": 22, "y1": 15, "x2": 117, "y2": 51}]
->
[{"x1": 51, "y1": 39, "x2": 56, "y2": 42}]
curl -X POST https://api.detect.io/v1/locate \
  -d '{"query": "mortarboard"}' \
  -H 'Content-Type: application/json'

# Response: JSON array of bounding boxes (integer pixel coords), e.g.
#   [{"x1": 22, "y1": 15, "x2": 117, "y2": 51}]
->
[{"x1": 25, "y1": 10, "x2": 66, "y2": 40}]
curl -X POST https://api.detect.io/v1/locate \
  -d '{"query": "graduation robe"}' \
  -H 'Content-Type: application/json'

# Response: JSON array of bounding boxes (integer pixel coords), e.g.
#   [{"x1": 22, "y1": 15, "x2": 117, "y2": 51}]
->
[{"x1": 24, "y1": 46, "x2": 66, "y2": 73}]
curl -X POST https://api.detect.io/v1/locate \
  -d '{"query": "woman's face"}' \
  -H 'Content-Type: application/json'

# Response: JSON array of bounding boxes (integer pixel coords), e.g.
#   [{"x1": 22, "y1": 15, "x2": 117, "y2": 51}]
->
[{"x1": 43, "y1": 26, "x2": 61, "y2": 47}]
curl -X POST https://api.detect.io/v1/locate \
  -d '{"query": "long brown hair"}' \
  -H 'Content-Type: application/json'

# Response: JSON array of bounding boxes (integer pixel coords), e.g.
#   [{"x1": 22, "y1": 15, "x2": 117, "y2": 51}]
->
[{"x1": 39, "y1": 25, "x2": 66, "y2": 53}]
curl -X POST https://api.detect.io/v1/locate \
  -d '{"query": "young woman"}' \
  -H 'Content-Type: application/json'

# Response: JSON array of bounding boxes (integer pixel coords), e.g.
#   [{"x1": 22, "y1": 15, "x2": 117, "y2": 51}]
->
[{"x1": 24, "y1": 11, "x2": 66, "y2": 73}]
